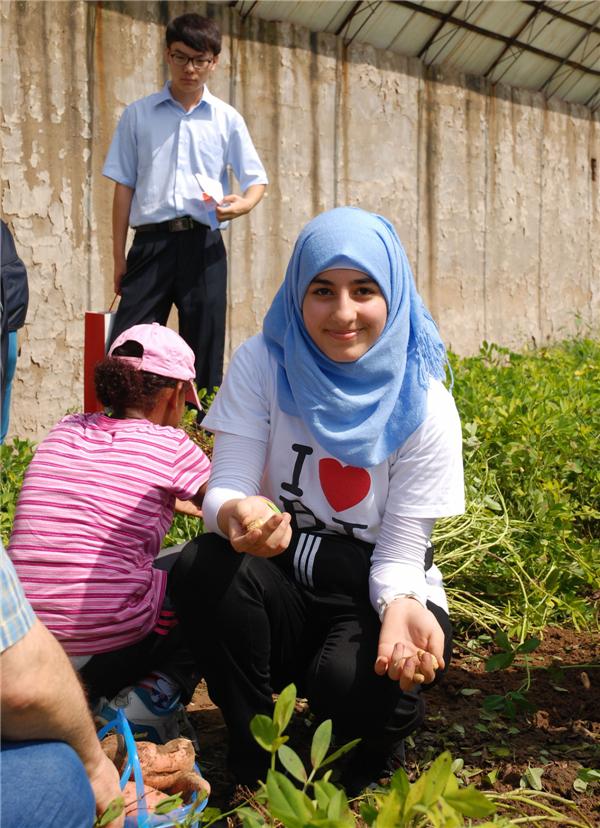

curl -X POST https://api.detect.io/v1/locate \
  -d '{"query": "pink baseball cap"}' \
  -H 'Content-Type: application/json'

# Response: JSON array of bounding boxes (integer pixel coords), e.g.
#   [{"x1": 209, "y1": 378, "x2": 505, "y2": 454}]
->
[{"x1": 108, "y1": 323, "x2": 201, "y2": 408}]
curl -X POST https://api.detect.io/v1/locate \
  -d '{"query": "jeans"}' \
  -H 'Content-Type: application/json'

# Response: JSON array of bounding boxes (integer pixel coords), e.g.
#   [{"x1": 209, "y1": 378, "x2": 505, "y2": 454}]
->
[{"x1": 0, "y1": 739, "x2": 96, "y2": 828}]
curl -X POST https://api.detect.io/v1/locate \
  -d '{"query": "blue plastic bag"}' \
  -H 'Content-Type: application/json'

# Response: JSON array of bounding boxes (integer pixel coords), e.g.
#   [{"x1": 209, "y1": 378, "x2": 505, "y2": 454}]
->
[{"x1": 98, "y1": 708, "x2": 208, "y2": 827}]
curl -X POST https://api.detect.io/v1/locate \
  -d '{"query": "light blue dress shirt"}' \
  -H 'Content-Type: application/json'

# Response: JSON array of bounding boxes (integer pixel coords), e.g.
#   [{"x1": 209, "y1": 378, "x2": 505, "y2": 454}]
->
[{"x1": 102, "y1": 82, "x2": 268, "y2": 230}]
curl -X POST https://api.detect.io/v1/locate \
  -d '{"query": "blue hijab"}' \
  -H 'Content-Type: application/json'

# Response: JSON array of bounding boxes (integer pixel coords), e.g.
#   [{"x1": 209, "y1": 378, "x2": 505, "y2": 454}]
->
[{"x1": 262, "y1": 207, "x2": 449, "y2": 468}]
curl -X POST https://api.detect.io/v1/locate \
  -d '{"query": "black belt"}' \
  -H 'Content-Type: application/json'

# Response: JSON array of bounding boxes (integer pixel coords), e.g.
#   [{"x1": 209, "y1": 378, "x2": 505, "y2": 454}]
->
[{"x1": 134, "y1": 216, "x2": 206, "y2": 233}]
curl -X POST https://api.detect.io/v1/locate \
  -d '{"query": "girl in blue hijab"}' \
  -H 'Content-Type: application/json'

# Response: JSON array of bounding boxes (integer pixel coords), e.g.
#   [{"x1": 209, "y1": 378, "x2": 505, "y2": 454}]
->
[
  {"x1": 171, "y1": 207, "x2": 465, "y2": 794},
  {"x1": 263, "y1": 206, "x2": 448, "y2": 467}
]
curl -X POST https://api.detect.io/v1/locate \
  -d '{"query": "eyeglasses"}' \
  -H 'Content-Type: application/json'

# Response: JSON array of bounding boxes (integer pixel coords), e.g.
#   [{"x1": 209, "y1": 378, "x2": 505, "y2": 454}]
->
[{"x1": 170, "y1": 52, "x2": 215, "y2": 69}]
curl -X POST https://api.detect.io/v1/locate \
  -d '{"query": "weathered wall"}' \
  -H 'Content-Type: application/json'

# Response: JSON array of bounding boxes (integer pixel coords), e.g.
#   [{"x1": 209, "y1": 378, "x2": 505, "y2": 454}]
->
[{"x1": 1, "y1": 1, "x2": 599, "y2": 442}]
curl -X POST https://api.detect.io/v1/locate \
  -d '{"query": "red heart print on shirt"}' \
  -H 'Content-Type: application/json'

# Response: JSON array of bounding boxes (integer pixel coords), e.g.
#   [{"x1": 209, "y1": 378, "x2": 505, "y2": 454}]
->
[{"x1": 318, "y1": 459, "x2": 371, "y2": 512}]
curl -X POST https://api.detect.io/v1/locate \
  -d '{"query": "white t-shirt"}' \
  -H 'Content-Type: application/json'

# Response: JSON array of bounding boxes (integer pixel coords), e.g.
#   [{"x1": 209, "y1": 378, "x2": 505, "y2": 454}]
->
[{"x1": 203, "y1": 334, "x2": 465, "y2": 612}]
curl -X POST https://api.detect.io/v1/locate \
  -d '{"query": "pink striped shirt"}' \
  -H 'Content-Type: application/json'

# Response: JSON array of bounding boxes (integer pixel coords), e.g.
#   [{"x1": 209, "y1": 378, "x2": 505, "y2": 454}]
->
[{"x1": 8, "y1": 413, "x2": 210, "y2": 656}]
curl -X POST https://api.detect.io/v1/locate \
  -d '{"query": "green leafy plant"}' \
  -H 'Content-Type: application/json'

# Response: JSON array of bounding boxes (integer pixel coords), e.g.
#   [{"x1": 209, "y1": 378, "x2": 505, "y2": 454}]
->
[
  {"x1": 436, "y1": 336, "x2": 600, "y2": 635},
  {"x1": 179, "y1": 388, "x2": 216, "y2": 460},
  {"x1": 162, "y1": 388, "x2": 216, "y2": 549},
  {"x1": 249, "y1": 683, "x2": 360, "y2": 782},
  {"x1": 97, "y1": 682, "x2": 598, "y2": 828},
  {"x1": 94, "y1": 790, "x2": 215, "y2": 828},
  {"x1": 573, "y1": 767, "x2": 600, "y2": 794},
  {"x1": 481, "y1": 630, "x2": 540, "y2": 720},
  {"x1": 360, "y1": 751, "x2": 499, "y2": 828},
  {"x1": 238, "y1": 685, "x2": 515, "y2": 828},
  {"x1": 163, "y1": 511, "x2": 207, "y2": 549},
  {"x1": 519, "y1": 766, "x2": 544, "y2": 792},
  {"x1": 484, "y1": 628, "x2": 541, "y2": 673},
  {"x1": 94, "y1": 797, "x2": 126, "y2": 826},
  {"x1": 1, "y1": 437, "x2": 36, "y2": 546}
]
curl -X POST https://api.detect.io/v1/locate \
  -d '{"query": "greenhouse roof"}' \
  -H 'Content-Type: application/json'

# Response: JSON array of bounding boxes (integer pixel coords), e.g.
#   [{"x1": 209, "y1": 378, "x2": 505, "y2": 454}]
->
[{"x1": 229, "y1": 1, "x2": 600, "y2": 111}]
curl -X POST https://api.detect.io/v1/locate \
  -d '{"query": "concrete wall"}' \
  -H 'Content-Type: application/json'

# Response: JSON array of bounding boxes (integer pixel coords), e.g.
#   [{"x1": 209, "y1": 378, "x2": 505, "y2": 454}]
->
[{"x1": 1, "y1": 1, "x2": 598, "y2": 442}]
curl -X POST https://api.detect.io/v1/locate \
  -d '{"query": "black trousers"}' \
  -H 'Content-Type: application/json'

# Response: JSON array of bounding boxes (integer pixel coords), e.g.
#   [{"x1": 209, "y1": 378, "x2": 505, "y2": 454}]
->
[
  {"x1": 169, "y1": 532, "x2": 453, "y2": 783},
  {"x1": 108, "y1": 225, "x2": 228, "y2": 395}
]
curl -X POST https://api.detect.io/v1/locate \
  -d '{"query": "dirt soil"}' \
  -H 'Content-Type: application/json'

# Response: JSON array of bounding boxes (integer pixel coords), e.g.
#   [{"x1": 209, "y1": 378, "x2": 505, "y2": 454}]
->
[{"x1": 186, "y1": 627, "x2": 599, "y2": 826}]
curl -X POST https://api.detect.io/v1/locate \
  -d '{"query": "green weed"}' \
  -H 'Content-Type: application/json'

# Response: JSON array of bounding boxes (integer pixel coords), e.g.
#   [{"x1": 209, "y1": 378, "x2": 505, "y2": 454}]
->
[
  {"x1": 480, "y1": 629, "x2": 541, "y2": 720},
  {"x1": 1, "y1": 436, "x2": 36, "y2": 547},
  {"x1": 437, "y1": 337, "x2": 600, "y2": 634},
  {"x1": 162, "y1": 393, "x2": 215, "y2": 548},
  {"x1": 239, "y1": 683, "x2": 504, "y2": 828}
]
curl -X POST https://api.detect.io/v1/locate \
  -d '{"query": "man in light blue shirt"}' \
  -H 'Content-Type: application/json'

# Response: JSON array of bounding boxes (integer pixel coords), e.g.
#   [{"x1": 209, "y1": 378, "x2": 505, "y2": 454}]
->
[{"x1": 102, "y1": 13, "x2": 268, "y2": 399}]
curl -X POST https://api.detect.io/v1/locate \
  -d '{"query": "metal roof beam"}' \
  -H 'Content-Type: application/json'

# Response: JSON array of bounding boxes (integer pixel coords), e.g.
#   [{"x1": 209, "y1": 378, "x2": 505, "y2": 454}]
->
[
  {"x1": 417, "y1": 0, "x2": 462, "y2": 59},
  {"x1": 335, "y1": 1, "x2": 364, "y2": 37},
  {"x1": 541, "y1": 8, "x2": 600, "y2": 96},
  {"x1": 522, "y1": 1, "x2": 600, "y2": 37},
  {"x1": 584, "y1": 80, "x2": 600, "y2": 107},
  {"x1": 425, "y1": 1, "x2": 488, "y2": 68},
  {"x1": 483, "y1": 2, "x2": 545, "y2": 79},
  {"x1": 390, "y1": 0, "x2": 600, "y2": 78},
  {"x1": 338, "y1": 1, "x2": 384, "y2": 47},
  {"x1": 236, "y1": 1, "x2": 259, "y2": 23}
]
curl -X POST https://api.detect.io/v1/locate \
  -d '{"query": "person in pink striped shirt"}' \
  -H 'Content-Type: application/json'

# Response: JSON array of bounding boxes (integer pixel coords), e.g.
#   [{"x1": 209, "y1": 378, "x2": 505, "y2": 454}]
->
[{"x1": 8, "y1": 323, "x2": 211, "y2": 745}]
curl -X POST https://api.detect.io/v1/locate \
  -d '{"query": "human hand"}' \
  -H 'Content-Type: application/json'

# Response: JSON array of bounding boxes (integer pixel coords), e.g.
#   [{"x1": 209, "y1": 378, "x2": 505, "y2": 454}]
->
[
  {"x1": 215, "y1": 193, "x2": 252, "y2": 222},
  {"x1": 113, "y1": 255, "x2": 127, "y2": 295},
  {"x1": 87, "y1": 750, "x2": 126, "y2": 828},
  {"x1": 229, "y1": 495, "x2": 291, "y2": 557},
  {"x1": 374, "y1": 598, "x2": 445, "y2": 692},
  {"x1": 174, "y1": 498, "x2": 203, "y2": 518}
]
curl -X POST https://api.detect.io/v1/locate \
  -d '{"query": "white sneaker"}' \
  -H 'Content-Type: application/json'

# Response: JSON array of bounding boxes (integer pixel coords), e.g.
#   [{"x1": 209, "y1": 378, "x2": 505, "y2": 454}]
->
[{"x1": 95, "y1": 685, "x2": 180, "y2": 744}]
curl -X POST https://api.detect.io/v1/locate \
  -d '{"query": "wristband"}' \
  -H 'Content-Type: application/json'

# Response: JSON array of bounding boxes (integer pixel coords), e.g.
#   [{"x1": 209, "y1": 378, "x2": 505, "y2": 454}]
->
[
  {"x1": 258, "y1": 496, "x2": 281, "y2": 514},
  {"x1": 377, "y1": 591, "x2": 423, "y2": 622}
]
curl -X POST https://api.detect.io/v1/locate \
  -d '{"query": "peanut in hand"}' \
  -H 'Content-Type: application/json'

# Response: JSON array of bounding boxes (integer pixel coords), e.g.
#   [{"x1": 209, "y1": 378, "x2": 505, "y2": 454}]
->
[
  {"x1": 412, "y1": 650, "x2": 440, "y2": 684},
  {"x1": 246, "y1": 517, "x2": 265, "y2": 533}
]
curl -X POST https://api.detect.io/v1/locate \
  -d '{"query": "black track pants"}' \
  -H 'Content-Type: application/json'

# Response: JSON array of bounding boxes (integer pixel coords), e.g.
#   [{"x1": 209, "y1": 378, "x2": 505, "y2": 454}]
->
[
  {"x1": 169, "y1": 531, "x2": 453, "y2": 783},
  {"x1": 108, "y1": 225, "x2": 227, "y2": 394}
]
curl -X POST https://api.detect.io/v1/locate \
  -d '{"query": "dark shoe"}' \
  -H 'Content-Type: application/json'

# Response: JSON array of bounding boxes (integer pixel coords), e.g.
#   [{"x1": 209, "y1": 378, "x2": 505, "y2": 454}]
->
[{"x1": 340, "y1": 740, "x2": 405, "y2": 798}]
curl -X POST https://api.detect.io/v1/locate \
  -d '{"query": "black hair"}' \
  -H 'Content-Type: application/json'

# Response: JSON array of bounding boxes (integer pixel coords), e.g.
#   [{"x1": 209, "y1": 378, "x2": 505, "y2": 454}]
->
[
  {"x1": 166, "y1": 14, "x2": 222, "y2": 56},
  {"x1": 94, "y1": 340, "x2": 189, "y2": 413}
]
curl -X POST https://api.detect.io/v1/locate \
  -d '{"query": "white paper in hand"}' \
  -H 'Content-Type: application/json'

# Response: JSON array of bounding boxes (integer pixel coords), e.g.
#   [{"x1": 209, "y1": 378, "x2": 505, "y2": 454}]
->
[
  {"x1": 195, "y1": 174, "x2": 224, "y2": 231},
  {"x1": 179, "y1": 174, "x2": 224, "y2": 231}
]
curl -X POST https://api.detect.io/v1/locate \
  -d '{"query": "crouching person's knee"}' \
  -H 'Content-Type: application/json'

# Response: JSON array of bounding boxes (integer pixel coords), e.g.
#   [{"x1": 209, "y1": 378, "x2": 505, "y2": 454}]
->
[{"x1": 0, "y1": 740, "x2": 96, "y2": 828}]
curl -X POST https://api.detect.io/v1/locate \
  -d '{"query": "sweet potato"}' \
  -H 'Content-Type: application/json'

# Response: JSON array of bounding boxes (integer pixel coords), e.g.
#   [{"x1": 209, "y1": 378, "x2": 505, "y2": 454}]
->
[
  {"x1": 101, "y1": 736, "x2": 196, "y2": 789},
  {"x1": 100, "y1": 733, "x2": 127, "y2": 769},
  {"x1": 122, "y1": 781, "x2": 171, "y2": 817},
  {"x1": 136, "y1": 739, "x2": 195, "y2": 776},
  {"x1": 170, "y1": 770, "x2": 211, "y2": 803}
]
